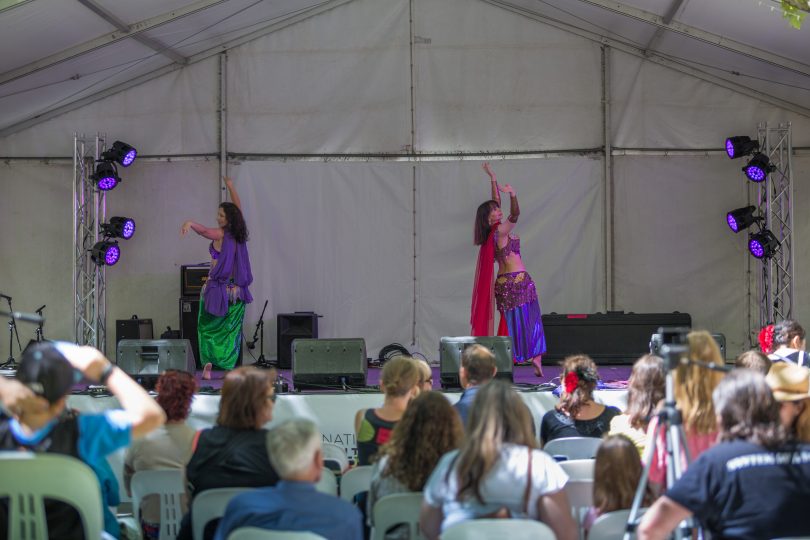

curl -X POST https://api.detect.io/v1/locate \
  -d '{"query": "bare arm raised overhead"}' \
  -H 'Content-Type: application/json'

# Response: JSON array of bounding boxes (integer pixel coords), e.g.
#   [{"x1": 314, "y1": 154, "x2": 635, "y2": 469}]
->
[{"x1": 224, "y1": 176, "x2": 242, "y2": 211}]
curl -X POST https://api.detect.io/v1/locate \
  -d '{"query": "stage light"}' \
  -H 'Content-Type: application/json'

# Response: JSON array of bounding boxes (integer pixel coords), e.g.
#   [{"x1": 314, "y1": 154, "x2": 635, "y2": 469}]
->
[
  {"x1": 743, "y1": 153, "x2": 774, "y2": 182},
  {"x1": 102, "y1": 140, "x2": 137, "y2": 167},
  {"x1": 91, "y1": 240, "x2": 120, "y2": 266},
  {"x1": 92, "y1": 161, "x2": 120, "y2": 191},
  {"x1": 726, "y1": 206, "x2": 758, "y2": 233},
  {"x1": 748, "y1": 230, "x2": 779, "y2": 259},
  {"x1": 725, "y1": 136, "x2": 759, "y2": 159},
  {"x1": 102, "y1": 217, "x2": 136, "y2": 240}
]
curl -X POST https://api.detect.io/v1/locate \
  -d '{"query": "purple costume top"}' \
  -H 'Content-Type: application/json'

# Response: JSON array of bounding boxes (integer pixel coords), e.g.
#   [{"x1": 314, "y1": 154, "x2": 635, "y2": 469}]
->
[
  {"x1": 494, "y1": 233, "x2": 521, "y2": 264},
  {"x1": 203, "y1": 232, "x2": 253, "y2": 317}
]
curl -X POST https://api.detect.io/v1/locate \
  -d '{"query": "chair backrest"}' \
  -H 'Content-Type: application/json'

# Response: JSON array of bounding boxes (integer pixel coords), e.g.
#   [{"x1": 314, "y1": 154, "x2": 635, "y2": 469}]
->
[
  {"x1": 315, "y1": 468, "x2": 338, "y2": 496},
  {"x1": 543, "y1": 437, "x2": 602, "y2": 461},
  {"x1": 340, "y1": 465, "x2": 374, "y2": 501},
  {"x1": 192, "y1": 487, "x2": 252, "y2": 540},
  {"x1": 227, "y1": 528, "x2": 327, "y2": 539},
  {"x1": 0, "y1": 451, "x2": 103, "y2": 540},
  {"x1": 371, "y1": 492, "x2": 424, "y2": 540},
  {"x1": 321, "y1": 443, "x2": 350, "y2": 473},
  {"x1": 130, "y1": 469, "x2": 186, "y2": 540},
  {"x1": 440, "y1": 518, "x2": 555, "y2": 540},
  {"x1": 558, "y1": 459, "x2": 595, "y2": 480},
  {"x1": 588, "y1": 508, "x2": 647, "y2": 540},
  {"x1": 565, "y1": 478, "x2": 595, "y2": 532}
]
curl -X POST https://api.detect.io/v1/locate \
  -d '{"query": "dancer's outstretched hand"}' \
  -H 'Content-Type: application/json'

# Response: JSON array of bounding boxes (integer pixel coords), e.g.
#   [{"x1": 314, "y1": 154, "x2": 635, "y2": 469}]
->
[
  {"x1": 181, "y1": 221, "x2": 192, "y2": 236},
  {"x1": 482, "y1": 162, "x2": 496, "y2": 179},
  {"x1": 501, "y1": 183, "x2": 515, "y2": 196}
]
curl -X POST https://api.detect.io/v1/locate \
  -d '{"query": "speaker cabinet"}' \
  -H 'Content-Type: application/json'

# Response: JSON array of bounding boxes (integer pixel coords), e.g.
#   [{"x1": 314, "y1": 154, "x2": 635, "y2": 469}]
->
[
  {"x1": 116, "y1": 339, "x2": 196, "y2": 382},
  {"x1": 650, "y1": 331, "x2": 727, "y2": 360},
  {"x1": 292, "y1": 338, "x2": 366, "y2": 390},
  {"x1": 277, "y1": 312, "x2": 318, "y2": 369},
  {"x1": 115, "y1": 318, "x2": 153, "y2": 356},
  {"x1": 439, "y1": 336, "x2": 514, "y2": 389},
  {"x1": 179, "y1": 297, "x2": 201, "y2": 369}
]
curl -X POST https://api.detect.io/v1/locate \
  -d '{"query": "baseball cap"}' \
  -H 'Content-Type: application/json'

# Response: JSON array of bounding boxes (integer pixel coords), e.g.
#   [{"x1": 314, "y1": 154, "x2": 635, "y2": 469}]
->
[{"x1": 16, "y1": 342, "x2": 80, "y2": 403}]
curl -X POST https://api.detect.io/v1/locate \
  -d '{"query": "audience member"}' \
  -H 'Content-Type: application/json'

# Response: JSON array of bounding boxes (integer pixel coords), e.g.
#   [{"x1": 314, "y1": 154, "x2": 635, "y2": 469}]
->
[
  {"x1": 454, "y1": 344, "x2": 497, "y2": 426},
  {"x1": 540, "y1": 355, "x2": 619, "y2": 445},
  {"x1": 124, "y1": 369, "x2": 197, "y2": 539},
  {"x1": 609, "y1": 354, "x2": 665, "y2": 455},
  {"x1": 766, "y1": 361, "x2": 810, "y2": 443},
  {"x1": 416, "y1": 358, "x2": 434, "y2": 392},
  {"x1": 421, "y1": 380, "x2": 576, "y2": 540},
  {"x1": 638, "y1": 369, "x2": 810, "y2": 540},
  {"x1": 368, "y1": 391, "x2": 463, "y2": 537},
  {"x1": 0, "y1": 342, "x2": 165, "y2": 539},
  {"x1": 645, "y1": 330, "x2": 725, "y2": 489},
  {"x1": 355, "y1": 356, "x2": 420, "y2": 465},
  {"x1": 583, "y1": 434, "x2": 652, "y2": 532},
  {"x1": 768, "y1": 319, "x2": 808, "y2": 366},
  {"x1": 178, "y1": 367, "x2": 280, "y2": 540},
  {"x1": 734, "y1": 349, "x2": 772, "y2": 374},
  {"x1": 214, "y1": 418, "x2": 363, "y2": 540}
]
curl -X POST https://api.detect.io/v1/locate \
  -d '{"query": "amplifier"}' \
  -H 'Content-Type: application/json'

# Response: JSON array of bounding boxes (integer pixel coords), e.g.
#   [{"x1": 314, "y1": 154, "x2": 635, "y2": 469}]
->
[
  {"x1": 116, "y1": 339, "x2": 196, "y2": 377},
  {"x1": 292, "y1": 338, "x2": 366, "y2": 390},
  {"x1": 542, "y1": 311, "x2": 692, "y2": 364},
  {"x1": 439, "y1": 336, "x2": 514, "y2": 389},
  {"x1": 181, "y1": 264, "x2": 209, "y2": 297},
  {"x1": 115, "y1": 317, "x2": 153, "y2": 355},
  {"x1": 278, "y1": 312, "x2": 319, "y2": 370}
]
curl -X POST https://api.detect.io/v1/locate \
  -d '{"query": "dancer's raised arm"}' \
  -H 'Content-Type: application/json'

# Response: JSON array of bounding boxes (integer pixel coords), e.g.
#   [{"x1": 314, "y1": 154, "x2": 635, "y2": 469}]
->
[
  {"x1": 483, "y1": 162, "x2": 501, "y2": 207},
  {"x1": 181, "y1": 220, "x2": 224, "y2": 240},
  {"x1": 224, "y1": 176, "x2": 242, "y2": 211}
]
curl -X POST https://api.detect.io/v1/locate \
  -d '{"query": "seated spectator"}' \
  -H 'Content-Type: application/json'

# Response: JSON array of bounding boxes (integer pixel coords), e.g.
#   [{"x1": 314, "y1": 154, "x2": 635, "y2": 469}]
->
[
  {"x1": 355, "y1": 356, "x2": 420, "y2": 465},
  {"x1": 767, "y1": 319, "x2": 808, "y2": 366},
  {"x1": 609, "y1": 354, "x2": 665, "y2": 455},
  {"x1": 583, "y1": 434, "x2": 652, "y2": 533},
  {"x1": 766, "y1": 362, "x2": 810, "y2": 443},
  {"x1": 455, "y1": 344, "x2": 497, "y2": 427},
  {"x1": 178, "y1": 367, "x2": 280, "y2": 540},
  {"x1": 540, "y1": 355, "x2": 620, "y2": 445},
  {"x1": 368, "y1": 391, "x2": 463, "y2": 537},
  {"x1": 416, "y1": 358, "x2": 434, "y2": 392},
  {"x1": 638, "y1": 369, "x2": 810, "y2": 540},
  {"x1": 421, "y1": 380, "x2": 576, "y2": 540},
  {"x1": 735, "y1": 349, "x2": 772, "y2": 374},
  {"x1": 124, "y1": 370, "x2": 197, "y2": 539},
  {"x1": 214, "y1": 418, "x2": 363, "y2": 540},
  {"x1": 644, "y1": 330, "x2": 725, "y2": 489},
  {"x1": 0, "y1": 342, "x2": 165, "y2": 539}
]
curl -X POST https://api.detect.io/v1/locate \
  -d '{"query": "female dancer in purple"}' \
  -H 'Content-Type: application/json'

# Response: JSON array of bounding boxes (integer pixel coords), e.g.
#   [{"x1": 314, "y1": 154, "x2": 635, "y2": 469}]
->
[
  {"x1": 471, "y1": 163, "x2": 546, "y2": 376},
  {"x1": 181, "y1": 176, "x2": 253, "y2": 373}
]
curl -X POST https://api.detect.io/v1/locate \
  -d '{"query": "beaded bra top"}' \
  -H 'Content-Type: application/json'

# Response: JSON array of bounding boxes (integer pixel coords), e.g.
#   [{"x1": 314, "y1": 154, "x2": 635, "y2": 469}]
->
[
  {"x1": 209, "y1": 242, "x2": 220, "y2": 260},
  {"x1": 494, "y1": 233, "x2": 521, "y2": 263}
]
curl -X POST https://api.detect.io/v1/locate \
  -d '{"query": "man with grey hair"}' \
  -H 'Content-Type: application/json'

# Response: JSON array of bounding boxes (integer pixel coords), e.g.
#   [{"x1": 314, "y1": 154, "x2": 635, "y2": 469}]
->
[
  {"x1": 214, "y1": 418, "x2": 362, "y2": 540},
  {"x1": 454, "y1": 344, "x2": 497, "y2": 426}
]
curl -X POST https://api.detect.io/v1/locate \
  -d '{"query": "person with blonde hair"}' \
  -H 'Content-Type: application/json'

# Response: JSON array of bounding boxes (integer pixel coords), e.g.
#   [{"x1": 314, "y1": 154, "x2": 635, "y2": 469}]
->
[
  {"x1": 420, "y1": 380, "x2": 576, "y2": 540},
  {"x1": 416, "y1": 358, "x2": 434, "y2": 392},
  {"x1": 355, "y1": 356, "x2": 421, "y2": 465},
  {"x1": 609, "y1": 354, "x2": 665, "y2": 455},
  {"x1": 645, "y1": 330, "x2": 725, "y2": 488},
  {"x1": 735, "y1": 349, "x2": 772, "y2": 375},
  {"x1": 766, "y1": 361, "x2": 810, "y2": 443},
  {"x1": 540, "y1": 355, "x2": 620, "y2": 445}
]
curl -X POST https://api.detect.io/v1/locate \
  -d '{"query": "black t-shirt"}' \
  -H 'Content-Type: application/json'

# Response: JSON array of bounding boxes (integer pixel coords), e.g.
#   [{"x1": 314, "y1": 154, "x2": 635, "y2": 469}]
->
[
  {"x1": 666, "y1": 440, "x2": 810, "y2": 540},
  {"x1": 540, "y1": 405, "x2": 620, "y2": 445}
]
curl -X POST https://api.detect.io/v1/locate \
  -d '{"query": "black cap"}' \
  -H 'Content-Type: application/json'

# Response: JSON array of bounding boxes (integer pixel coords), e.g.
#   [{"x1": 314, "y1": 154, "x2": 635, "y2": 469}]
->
[{"x1": 16, "y1": 342, "x2": 78, "y2": 403}]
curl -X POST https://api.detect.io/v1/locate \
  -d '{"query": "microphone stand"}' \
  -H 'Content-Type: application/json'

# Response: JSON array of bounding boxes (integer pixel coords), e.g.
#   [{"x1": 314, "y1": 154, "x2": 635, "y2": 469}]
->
[
  {"x1": 249, "y1": 300, "x2": 275, "y2": 369},
  {"x1": 1, "y1": 295, "x2": 22, "y2": 369},
  {"x1": 35, "y1": 305, "x2": 46, "y2": 342}
]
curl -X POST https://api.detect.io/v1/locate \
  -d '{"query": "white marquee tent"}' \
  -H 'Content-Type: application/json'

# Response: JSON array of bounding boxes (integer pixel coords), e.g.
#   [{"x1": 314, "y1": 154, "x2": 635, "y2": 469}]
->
[{"x1": 2, "y1": 0, "x2": 810, "y2": 359}]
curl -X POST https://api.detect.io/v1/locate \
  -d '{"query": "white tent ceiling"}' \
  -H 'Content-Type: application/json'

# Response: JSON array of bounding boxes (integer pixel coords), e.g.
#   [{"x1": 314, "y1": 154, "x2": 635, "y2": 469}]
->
[{"x1": 1, "y1": 0, "x2": 809, "y2": 138}]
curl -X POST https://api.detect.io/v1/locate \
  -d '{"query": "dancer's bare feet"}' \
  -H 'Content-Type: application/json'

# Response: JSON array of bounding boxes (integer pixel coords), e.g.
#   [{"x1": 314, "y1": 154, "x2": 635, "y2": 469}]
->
[
  {"x1": 202, "y1": 362, "x2": 212, "y2": 380},
  {"x1": 531, "y1": 355, "x2": 543, "y2": 377}
]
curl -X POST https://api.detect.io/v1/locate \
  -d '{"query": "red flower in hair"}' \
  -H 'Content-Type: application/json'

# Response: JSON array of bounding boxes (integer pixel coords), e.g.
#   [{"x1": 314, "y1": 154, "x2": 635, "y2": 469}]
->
[
  {"x1": 759, "y1": 324, "x2": 775, "y2": 354},
  {"x1": 564, "y1": 371, "x2": 579, "y2": 394}
]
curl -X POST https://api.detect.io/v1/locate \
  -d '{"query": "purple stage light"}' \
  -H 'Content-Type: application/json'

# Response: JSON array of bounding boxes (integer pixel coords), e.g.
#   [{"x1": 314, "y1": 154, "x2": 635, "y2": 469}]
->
[
  {"x1": 725, "y1": 139, "x2": 735, "y2": 158},
  {"x1": 122, "y1": 149, "x2": 137, "y2": 167},
  {"x1": 103, "y1": 141, "x2": 137, "y2": 167},
  {"x1": 727, "y1": 213, "x2": 739, "y2": 232},
  {"x1": 749, "y1": 238, "x2": 765, "y2": 258},
  {"x1": 743, "y1": 153, "x2": 772, "y2": 183},
  {"x1": 745, "y1": 164, "x2": 766, "y2": 182},
  {"x1": 748, "y1": 230, "x2": 778, "y2": 260},
  {"x1": 91, "y1": 240, "x2": 121, "y2": 266},
  {"x1": 105, "y1": 244, "x2": 121, "y2": 265},
  {"x1": 97, "y1": 176, "x2": 118, "y2": 190},
  {"x1": 121, "y1": 218, "x2": 135, "y2": 239},
  {"x1": 725, "y1": 136, "x2": 758, "y2": 160}
]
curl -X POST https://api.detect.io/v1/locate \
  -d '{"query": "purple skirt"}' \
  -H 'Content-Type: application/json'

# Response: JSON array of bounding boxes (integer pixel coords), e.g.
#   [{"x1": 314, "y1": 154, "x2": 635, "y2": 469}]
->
[{"x1": 495, "y1": 271, "x2": 547, "y2": 362}]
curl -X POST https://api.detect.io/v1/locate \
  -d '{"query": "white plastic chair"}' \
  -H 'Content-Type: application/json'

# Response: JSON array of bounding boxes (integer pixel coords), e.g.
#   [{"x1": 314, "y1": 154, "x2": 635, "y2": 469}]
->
[
  {"x1": 130, "y1": 469, "x2": 186, "y2": 540},
  {"x1": 340, "y1": 465, "x2": 374, "y2": 501},
  {"x1": 315, "y1": 468, "x2": 338, "y2": 496},
  {"x1": 371, "y1": 492, "x2": 424, "y2": 540},
  {"x1": 559, "y1": 459, "x2": 595, "y2": 480},
  {"x1": 588, "y1": 508, "x2": 647, "y2": 540},
  {"x1": 543, "y1": 437, "x2": 602, "y2": 461},
  {"x1": 565, "y1": 478, "x2": 595, "y2": 537},
  {"x1": 321, "y1": 442, "x2": 350, "y2": 473},
  {"x1": 192, "y1": 487, "x2": 252, "y2": 540},
  {"x1": 0, "y1": 452, "x2": 103, "y2": 540},
  {"x1": 440, "y1": 518, "x2": 555, "y2": 540},
  {"x1": 228, "y1": 528, "x2": 327, "y2": 539}
]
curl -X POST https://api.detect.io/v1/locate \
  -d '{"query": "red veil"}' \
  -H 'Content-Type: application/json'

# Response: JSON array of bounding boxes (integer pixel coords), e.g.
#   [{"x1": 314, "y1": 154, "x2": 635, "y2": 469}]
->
[{"x1": 470, "y1": 226, "x2": 508, "y2": 337}]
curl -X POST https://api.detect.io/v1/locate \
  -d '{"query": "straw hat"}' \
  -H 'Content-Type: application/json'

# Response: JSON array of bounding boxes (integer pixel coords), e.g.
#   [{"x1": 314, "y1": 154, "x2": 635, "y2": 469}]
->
[{"x1": 766, "y1": 362, "x2": 810, "y2": 402}]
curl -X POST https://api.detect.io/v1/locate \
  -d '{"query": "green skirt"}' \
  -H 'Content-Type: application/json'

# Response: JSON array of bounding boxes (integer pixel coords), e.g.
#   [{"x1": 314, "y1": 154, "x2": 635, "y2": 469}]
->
[{"x1": 198, "y1": 296, "x2": 245, "y2": 370}]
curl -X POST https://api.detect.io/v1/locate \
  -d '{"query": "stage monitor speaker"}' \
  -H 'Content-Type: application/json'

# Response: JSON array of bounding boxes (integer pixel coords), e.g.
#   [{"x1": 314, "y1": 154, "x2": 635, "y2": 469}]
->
[
  {"x1": 115, "y1": 317, "x2": 153, "y2": 357},
  {"x1": 278, "y1": 312, "x2": 318, "y2": 369},
  {"x1": 116, "y1": 339, "x2": 196, "y2": 388},
  {"x1": 439, "y1": 336, "x2": 514, "y2": 389},
  {"x1": 650, "y1": 331, "x2": 727, "y2": 360},
  {"x1": 179, "y1": 297, "x2": 201, "y2": 369},
  {"x1": 292, "y1": 338, "x2": 366, "y2": 389}
]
